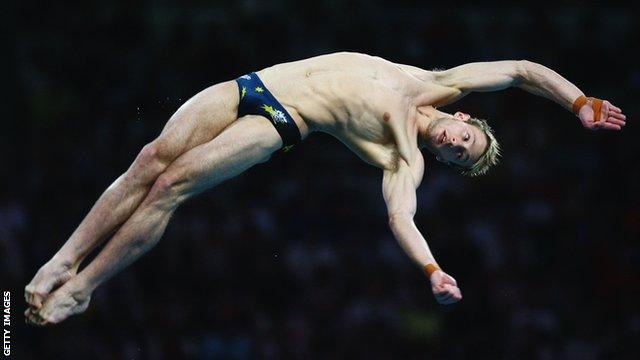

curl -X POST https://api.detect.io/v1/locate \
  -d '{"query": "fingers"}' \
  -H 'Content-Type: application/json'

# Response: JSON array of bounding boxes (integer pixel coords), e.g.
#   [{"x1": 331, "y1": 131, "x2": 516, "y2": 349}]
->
[
  {"x1": 446, "y1": 276, "x2": 458, "y2": 286},
  {"x1": 610, "y1": 110, "x2": 626, "y2": 120},
  {"x1": 585, "y1": 119, "x2": 622, "y2": 131},
  {"x1": 434, "y1": 284, "x2": 463, "y2": 305},
  {"x1": 436, "y1": 292, "x2": 461, "y2": 305},
  {"x1": 598, "y1": 122, "x2": 622, "y2": 131},
  {"x1": 605, "y1": 103, "x2": 626, "y2": 126},
  {"x1": 587, "y1": 101, "x2": 626, "y2": 131},
  {"x1": 607, "y1": 117, "x2": 626, "y2": 127},
  {"x1": 607, "y1": 102, "x2": 622, "y2": 113},
  {"x1": 435, "y1": 292, "x2": 456, "y2": 304}
]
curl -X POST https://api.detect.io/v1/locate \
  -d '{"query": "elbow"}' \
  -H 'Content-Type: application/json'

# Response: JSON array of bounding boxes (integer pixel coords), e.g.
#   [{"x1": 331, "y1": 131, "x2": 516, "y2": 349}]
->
[
  {"x1": 516, "y1": 60, "x2": 537, "y2": 83},
  {"x1": 388, "y1": 212, "x2": 413, "y2": 228}
]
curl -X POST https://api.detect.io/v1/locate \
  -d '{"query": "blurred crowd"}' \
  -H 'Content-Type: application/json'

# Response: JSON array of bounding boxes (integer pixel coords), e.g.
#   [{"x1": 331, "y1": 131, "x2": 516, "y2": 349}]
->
[{"x1": 2, "y1": 1, "x2": 639, "y2": 359}]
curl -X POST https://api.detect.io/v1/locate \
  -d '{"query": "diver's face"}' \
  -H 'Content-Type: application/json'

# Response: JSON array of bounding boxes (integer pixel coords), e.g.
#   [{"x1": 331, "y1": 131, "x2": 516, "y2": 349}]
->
[{"x1": 426, "y1": 112, "x2": 488, "y2": 167}]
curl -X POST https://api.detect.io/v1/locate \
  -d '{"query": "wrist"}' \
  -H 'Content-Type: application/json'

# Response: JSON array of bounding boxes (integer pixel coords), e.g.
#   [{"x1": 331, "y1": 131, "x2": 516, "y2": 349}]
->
[
  {"x1": 423, "y1": 263, "x2": 441, "y2": 279},
  {"x1": 572, "y1": 95, "x2": 605, "y2": 123},
  {"x1": 572, "y1": 95, "x2": 588, "y2": 115}
]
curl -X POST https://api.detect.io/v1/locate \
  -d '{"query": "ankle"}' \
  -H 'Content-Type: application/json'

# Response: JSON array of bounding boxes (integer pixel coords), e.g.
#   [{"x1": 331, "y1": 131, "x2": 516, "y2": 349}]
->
[
  {"x1": 48, "y1": 255, "x2": 78, "y2": 273},
  {"x1": 66, "y1": 277, "x2": 92, "y2": 299}
]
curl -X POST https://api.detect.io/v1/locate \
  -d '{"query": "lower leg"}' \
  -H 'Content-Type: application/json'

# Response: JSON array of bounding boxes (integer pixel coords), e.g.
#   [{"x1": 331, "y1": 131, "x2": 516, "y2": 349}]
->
[
  {"x1": 76, "y1": 186, "x2": 179, "y2": 296},
  {"x1": 54, "y1": 147, "x2": 166, "y2": 266},
  {"x1": 29, "y1": 188, "x2": 179, "y2": 325},
  {"x1": 25, "y1": 142, "x2": 168, "y2": 308}
]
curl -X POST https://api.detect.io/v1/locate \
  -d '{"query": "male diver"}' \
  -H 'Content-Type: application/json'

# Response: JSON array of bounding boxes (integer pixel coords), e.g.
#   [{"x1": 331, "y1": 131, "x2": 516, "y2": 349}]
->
[{"x1": 25, "y1": 52, "x2": 626, "y2": 325}]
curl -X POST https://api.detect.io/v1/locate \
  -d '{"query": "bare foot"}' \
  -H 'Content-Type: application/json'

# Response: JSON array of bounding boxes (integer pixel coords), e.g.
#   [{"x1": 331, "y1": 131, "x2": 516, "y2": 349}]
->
[
  {"x1": 25, "y1": 282, "x2": 91, "y2": 326},
  {"x1": 24, "y1": 259, "x2": 79, "y2": 309}
]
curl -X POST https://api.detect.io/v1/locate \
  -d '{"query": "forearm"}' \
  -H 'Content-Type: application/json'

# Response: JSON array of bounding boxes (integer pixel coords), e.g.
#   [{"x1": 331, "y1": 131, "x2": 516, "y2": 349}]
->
[
  {"x1": 517, "y1": 60, "x2": 584, "y2": 112},
  {"x1": 389, "y1": 214, "x2": 437, "y2": 268}
]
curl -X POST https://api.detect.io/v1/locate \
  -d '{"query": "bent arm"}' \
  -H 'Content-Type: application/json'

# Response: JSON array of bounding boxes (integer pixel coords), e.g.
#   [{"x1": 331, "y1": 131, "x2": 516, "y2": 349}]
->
[{"x1": 435, "y1": 60, "x2": 583, "y2": 110}]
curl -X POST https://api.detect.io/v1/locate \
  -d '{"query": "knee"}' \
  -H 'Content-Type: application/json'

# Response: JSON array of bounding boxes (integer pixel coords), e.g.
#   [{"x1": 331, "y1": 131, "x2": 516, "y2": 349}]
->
[
  {"x1": 128, "y1": 142, "x2": 170, "y2": 182},
  {"x1": 138, "y1": 142, "x2": 167, "y2": 168},
  {"x1": 146, "y1": 172, "x2": 183, "y2": 209}
]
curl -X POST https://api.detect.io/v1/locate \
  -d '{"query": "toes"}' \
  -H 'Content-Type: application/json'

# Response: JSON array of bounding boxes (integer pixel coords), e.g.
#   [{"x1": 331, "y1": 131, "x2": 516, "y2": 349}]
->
[
  {"x1": 37, "y1": 293, "x2": 91, "y2": 325},
  {"x1": 32, "y1": 293, "x2": 44, "y2": 309},
  {"x1": 24, "y1": 284, "x2": 34, "y2": 302},
  {"x1": 36, "y1": 307, "x2": 59, "y2": 325},
  {"x1": 25, "y1": 286, "x2": 45, "y2": 309},
  {"x1": 27, "y1": 292, "x2": 44, "y2": 309},
  {"x1": 25, "y1": 308, "x2": 48, "y2": 327}
]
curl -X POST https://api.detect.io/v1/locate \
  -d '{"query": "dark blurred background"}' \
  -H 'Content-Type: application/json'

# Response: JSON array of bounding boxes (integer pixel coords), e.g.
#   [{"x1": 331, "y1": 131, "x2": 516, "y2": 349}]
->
[{"x1": 2, "y1": 1, "x2": 639, "y2": 359}]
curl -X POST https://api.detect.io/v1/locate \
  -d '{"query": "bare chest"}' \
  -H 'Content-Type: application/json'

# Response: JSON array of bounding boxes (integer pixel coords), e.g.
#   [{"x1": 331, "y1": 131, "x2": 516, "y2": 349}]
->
[{"x1": 332, "y1": 97, "x2": 416, "y2": 170}]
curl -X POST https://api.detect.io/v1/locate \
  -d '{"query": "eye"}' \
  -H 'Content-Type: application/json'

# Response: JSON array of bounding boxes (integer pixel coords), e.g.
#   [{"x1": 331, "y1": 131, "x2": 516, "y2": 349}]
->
[{"x1": 464, "y1": 132, "x2": 470, "y2": 141}]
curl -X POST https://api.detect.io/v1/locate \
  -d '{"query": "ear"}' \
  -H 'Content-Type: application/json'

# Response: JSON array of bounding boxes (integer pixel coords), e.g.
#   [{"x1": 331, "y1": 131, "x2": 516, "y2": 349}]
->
[{"x1": 453, "y1": 112, "x2": 471, "y2": 121}]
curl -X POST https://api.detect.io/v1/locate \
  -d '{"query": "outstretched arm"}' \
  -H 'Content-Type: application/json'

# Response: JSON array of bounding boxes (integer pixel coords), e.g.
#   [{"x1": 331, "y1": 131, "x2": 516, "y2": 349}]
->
[
  {"x1": 434, "y1": 60, "x2": 627, "y2": 130},
  {"x1": 382, "y1": 155, "x2": 462, "y2": 305}
]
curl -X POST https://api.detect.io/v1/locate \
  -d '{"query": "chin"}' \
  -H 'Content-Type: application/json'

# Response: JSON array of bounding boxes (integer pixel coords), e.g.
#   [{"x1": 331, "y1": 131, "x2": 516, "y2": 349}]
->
[{"x1": 424, "y1": 138, "x2": 440, "y2": 152}]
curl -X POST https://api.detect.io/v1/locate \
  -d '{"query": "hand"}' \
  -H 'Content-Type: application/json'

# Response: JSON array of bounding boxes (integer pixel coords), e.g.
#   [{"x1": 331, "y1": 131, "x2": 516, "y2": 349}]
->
[
  {"x1": 25, "y1": 259, "x2": 79, "y2": 309},
  {"x1": 578, "y1": 99, "x2": 626, "y2": 131},
  {"x1": 430, "y1": 270, "x2": 462, "y2": 305},
  {"x1": 25, "y1": 280, "x2": 91, "y2": 326}
]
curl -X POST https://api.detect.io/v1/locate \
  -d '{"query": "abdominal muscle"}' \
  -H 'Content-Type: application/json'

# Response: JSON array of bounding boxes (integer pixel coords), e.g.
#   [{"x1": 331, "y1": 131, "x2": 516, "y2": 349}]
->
[{"x1": 256, "y1": 52, "x2": 421, "y2": 169}]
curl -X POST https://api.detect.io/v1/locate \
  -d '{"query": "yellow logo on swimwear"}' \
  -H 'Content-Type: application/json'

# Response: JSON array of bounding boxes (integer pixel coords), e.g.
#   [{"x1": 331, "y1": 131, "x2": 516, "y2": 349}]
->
[
  {"x1": 261, "y1": 104, "x2": 276, "y2": 116},
  {"x1": 261, "y1": 104, "x2": 288, "y2": 124},
  {"x1": 241, "y1": 86, "x2": 247, "y2": 99},
  {"x1": 255, "y1": 86, "x2": 264, "y2": 93},
  {"x1": 283, "y1": 144, "x2": 294, "y2": 152}
]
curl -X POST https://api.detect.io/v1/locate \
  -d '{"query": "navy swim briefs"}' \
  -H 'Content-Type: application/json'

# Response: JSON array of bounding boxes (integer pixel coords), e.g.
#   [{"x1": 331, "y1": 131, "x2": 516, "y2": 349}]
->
[{"x1": 235, "y1": 73, "x2": 301, "y2": 152}]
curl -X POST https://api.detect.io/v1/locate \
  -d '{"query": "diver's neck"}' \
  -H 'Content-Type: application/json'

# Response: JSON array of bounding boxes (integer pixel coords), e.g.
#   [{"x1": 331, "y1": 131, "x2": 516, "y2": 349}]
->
[{"x1": 416, "y1": 106, "x2": 451, "y2": 148}]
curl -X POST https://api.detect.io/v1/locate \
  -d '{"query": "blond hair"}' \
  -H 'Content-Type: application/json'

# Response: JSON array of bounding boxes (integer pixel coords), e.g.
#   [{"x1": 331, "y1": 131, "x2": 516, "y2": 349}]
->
[{"x1": 460, "y1": 118, "x2": 501, "y2": 177}]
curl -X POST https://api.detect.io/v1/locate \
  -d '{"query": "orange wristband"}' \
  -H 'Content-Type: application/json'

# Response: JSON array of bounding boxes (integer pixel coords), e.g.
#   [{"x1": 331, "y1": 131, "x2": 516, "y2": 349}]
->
[
  {"x1": 572, "y1": 95, "x2": 604, "y2": 122},
  {"x1": 424, "y1": 263, "x2": 441, "y2": 277},
  {"x1": 572, "y1": 95, "x2": 588, "y2": 114},
  {"x1": 591, "y1": 97, "x2": 603, "y2": 122}
]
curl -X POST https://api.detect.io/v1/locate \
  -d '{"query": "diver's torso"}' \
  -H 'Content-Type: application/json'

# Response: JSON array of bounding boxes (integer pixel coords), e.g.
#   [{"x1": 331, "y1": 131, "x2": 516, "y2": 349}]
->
[{"x1": 257, "y1": 52, "x2": 426, "y2": 169}]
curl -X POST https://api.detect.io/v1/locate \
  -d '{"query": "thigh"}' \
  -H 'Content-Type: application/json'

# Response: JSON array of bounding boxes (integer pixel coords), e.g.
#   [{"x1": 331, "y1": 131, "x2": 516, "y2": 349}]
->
[
  {"x1": 152, "y1": 80, "x2": 241, "y2": 162},
  {"x1": 163, "y1": 115, "x2": 283, "y2": 200}
]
